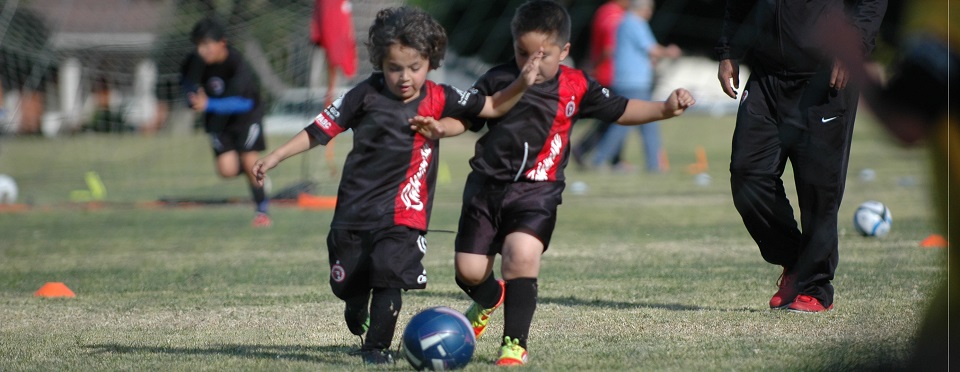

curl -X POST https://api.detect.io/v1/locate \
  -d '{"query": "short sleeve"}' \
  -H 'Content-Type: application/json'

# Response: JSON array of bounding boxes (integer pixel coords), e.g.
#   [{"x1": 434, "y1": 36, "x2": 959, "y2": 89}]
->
[
  {"x1": 578, "y1": 73, "x2": 629, "y2": 123},
  {"x1": 438, "y1": 84, "x2": 485, "y2": 120},
  {"x1": 464, "y1": 67, "x2": 513, "y2": 132},
  {"x1": 304, "y1": 78, "x2": 371, "y2": 145}
]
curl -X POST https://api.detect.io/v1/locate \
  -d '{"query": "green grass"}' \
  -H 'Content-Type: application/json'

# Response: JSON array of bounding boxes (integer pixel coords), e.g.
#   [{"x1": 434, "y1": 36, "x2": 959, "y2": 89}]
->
[{"x1": 0, "y1": 111, "x2": 946, "y2": 370}]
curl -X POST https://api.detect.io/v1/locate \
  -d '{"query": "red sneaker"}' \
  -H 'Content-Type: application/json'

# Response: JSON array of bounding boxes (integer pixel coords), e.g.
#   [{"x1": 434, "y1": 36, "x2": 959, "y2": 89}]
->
[
  {"x1": 787, "y1": 294, "x2": 833, "y2": 313},
  {"x1": 769, "y1": 267, "x2": 798, "y2": 309},
  {"x1": 252, "y1": 212, "x2": 272, "y2": 227}
]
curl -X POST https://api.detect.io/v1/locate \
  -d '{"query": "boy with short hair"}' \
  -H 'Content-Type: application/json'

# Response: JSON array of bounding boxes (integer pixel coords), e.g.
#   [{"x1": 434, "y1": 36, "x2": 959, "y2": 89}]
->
[
  {"x1": 180, "y1": 17, "x2": 271, "y2": 227},
  {"x1": 252, "y1": 6, "x2": 541, "y2": 365},
  {"x1": 413, "y1": 0, "x2": 694, "y2": 365}
]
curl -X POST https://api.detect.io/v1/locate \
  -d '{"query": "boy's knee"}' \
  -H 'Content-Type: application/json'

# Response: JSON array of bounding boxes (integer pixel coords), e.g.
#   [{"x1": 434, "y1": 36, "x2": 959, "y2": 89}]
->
[
  {"x1": 455, "y1": 270, "x2": 487, "y2": 286},
  {"x1": 503, "y1": 253, "x2": 538, "y2": 268},
  {"x1": 216, "y1": 170, "x2": 237, "y2": 178}
]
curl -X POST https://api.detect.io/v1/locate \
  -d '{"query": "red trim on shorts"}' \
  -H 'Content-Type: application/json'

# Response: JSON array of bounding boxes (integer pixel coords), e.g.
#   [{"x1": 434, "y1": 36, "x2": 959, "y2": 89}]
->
[
  {"x1": 394, "y1": 81, "x2": 445, "y2": 230},
  {"x1": 524, "y1": 66, "x2": 585, "y2": 181}
]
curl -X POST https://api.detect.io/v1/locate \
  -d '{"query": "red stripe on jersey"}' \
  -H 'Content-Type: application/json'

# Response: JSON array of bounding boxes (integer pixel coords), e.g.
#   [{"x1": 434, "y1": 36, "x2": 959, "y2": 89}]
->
[
  {"x1": 312, "y1": 110, "x2": 346, "y2": 138},
  {"x1": 524, "y1": 66, "x2": 586, "y2": 181},
  {"x1": 394, "y1": 81, "x2": 445, "y2": 230}
]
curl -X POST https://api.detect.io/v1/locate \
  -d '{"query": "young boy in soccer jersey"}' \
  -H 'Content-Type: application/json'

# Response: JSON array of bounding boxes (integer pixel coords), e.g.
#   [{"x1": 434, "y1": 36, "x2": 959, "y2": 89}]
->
[
  {"x1": 411, "y1": 0, "x2": 695, "y2": 365},
  {"x1": 180, "y1": 18, "x2": 271, "y2": 227},
  {"x1": 252, "y1": 6, "x2": 541, "y2": 365}
]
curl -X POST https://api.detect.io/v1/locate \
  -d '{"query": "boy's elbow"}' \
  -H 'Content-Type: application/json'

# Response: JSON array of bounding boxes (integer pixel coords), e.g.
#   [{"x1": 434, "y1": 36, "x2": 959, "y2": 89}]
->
[
  {"x1": 477, "y1": 105, "x2": 502, "y2": 119},
  {"x1": 486, "y1": 108, "x2": 507, "y2": 119},
  {"x1": 479, "y1": 99, "x2": 499, "y2": 118}
]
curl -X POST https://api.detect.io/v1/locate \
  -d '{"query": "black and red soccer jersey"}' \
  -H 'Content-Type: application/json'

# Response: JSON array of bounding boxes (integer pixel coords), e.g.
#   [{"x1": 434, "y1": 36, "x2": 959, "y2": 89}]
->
[
  {"x1": 465, "y1": 62, "x2": 629, "y2": 182},
  {"x1": 180, "y1": 46, "x2": 264, "y2": 133},
  {"x1": 304, "y1": 74, "x2": 486, "y2": 231}
]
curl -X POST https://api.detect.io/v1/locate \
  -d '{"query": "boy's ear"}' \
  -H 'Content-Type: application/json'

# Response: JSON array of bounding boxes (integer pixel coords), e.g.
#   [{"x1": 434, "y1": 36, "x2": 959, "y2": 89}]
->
[{"x1": 559, "y1": 42, "x2": 571, "y2": 61}]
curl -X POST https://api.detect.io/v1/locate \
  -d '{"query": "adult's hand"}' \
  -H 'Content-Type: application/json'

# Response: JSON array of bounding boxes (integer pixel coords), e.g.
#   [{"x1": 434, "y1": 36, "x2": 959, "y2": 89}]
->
[
  {"x1": 718, "y1": 59, "x2": 740, "y2": 99},
  {"x1": 830, "y1": 58, "x2": 849, "y2": 90}
]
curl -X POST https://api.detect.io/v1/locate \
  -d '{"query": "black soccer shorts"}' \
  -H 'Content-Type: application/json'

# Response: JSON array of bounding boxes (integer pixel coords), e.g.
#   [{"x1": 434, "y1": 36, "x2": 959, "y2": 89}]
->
[
  {"x1": 455, "y1": 173, "x2": 563, "y2": 255},
  {"x1": 209, "y1": 121, "x2": 266, "y2": 156},
  {"x1": 327, "y1": 225, "x2": 428, "y2": 300}
]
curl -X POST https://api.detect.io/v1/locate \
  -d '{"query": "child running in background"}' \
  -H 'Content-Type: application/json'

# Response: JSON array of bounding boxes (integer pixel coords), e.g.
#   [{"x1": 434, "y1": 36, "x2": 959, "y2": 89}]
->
[
  {"x1": 181, "y1": 17, "x2": 272, "y2": 227},
  {"x1": 252, "y1": 6, "x2": 541, "y2": 365},
  {"x1": 411, "y1": 0, "x2": 694, "y2": 366}
]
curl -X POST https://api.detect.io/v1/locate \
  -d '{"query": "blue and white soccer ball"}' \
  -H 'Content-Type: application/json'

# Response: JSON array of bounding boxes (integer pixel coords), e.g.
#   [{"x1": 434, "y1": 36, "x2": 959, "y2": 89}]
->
[
  {"x1": 0, "y1": 174, "x2": 17, "y2": 204},
  {"x1": 853, "y1": 200, "x2": 892, "y2": 237},
  {"x1": 402, "y1": 306, "x2": 476, "y2": 371}
]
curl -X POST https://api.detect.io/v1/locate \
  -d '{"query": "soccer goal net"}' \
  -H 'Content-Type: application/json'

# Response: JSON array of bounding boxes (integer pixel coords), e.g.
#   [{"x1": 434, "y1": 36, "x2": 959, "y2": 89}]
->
[{"x1": 0, "y1": 0, "x2": 406, "y2": 205}]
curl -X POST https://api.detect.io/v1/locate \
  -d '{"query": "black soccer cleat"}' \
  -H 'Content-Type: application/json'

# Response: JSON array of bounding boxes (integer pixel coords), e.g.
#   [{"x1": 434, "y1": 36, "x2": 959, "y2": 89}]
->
[
  {"x1": 344, "y1": 305, "x2": 370, "y2": 336},
  {"x1": 360, "y1": 348, "x2": 395, "y2": 365}
]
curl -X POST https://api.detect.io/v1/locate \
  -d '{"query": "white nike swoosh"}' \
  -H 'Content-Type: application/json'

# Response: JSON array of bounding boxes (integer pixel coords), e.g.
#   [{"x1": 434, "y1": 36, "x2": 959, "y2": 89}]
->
[{"x1": 821, "y1": 116, "x2": 839, "y2": 123}]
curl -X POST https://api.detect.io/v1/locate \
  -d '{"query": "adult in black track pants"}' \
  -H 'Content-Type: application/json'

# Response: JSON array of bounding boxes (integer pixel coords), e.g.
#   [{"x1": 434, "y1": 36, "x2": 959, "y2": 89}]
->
[{"x1": 716, "y1": 0, "x2": 887, "y2": 312}]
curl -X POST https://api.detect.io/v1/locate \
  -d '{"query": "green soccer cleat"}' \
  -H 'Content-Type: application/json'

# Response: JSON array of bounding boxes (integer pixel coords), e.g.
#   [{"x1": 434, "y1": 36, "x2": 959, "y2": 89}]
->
[
  {"x1": 464, "y1": 279, "x2": 505, "y2": 339},
  {"x1": 495, "y1": 336, "x2": 528, "y2": 366},
  {"x1": 344, "y1": 302, "x2": 370, "y2": 336}
]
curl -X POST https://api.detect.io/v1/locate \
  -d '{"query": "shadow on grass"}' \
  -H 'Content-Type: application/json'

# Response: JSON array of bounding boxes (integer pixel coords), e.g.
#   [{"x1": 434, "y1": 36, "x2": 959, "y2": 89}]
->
[
  {"x1": 82, "y1": 343, "x2": 358, "y2": 364},
  {"x1": 540, "y1": 295, "x2": 763, "y2": 313},
  {"x1": 403, "y1": 288, "x2": 763, "y2": 313}
]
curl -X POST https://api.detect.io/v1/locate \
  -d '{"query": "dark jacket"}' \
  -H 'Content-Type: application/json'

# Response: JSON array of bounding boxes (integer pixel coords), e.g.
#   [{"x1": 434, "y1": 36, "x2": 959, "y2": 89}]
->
[{"x1": 716, "y1": 0, "x2": 887, "y2": 75}]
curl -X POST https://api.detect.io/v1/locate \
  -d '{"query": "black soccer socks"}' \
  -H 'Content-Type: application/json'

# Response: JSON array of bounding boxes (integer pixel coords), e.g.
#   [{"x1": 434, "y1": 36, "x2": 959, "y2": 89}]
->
[
  {"x1": 502, "y1": 277, "x2": 537, "y2": 349},
  {"x1": 363, "y1": 287, "x2": 402, "y2": 351},
  {"x1": 457, "y1": 273, "x2": 502, "y2": 309}
]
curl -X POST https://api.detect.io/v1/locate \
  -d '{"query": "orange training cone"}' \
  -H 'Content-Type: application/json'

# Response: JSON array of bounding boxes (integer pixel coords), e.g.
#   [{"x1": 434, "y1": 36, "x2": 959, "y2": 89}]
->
[
  {"x1": 34, "y1": 282, "x2": 76, "y2": 298},
  {"x1": 920, "y1": 234, "x2": 949, "y2": 248},
  {"x1": 658, "y1": 148, "x2": 670, "y2": 172},
  {"x1": 297, "y1": 192, "x2": 337, "y2": 210},
  {"x1": 687, "y1": 145, "x2": 708, "y2": 174}
]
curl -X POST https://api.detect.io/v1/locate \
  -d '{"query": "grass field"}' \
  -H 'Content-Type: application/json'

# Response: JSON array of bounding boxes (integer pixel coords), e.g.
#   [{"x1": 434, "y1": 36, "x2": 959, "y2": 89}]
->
[{"x1": 0, "y1": 111, "x2": 946, "y2": 370}]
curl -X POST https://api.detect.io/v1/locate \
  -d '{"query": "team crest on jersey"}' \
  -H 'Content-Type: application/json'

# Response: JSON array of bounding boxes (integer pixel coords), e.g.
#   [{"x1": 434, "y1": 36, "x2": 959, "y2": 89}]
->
[
  {"x1": 565, "y1": 96, "x2": 576, "y2": 117},
  {"x1": 331, "y1": 262, "x2": 346, "y2": 282},
  {"x1": 207, "y1": 77, "x2": 225, "y2": 96}
]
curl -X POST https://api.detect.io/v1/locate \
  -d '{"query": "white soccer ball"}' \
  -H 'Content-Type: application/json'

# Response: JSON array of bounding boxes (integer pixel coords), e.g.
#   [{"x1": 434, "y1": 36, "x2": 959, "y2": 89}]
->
[
  {"x1": 853, "y1": 200, "x2": 892, "y2": 237},
  {"x1": 569, "y1": 181, "x2": 589, "y2": 195},
  {"x1": 0, "y1": 174, "x2": 18, "y2": 204}
]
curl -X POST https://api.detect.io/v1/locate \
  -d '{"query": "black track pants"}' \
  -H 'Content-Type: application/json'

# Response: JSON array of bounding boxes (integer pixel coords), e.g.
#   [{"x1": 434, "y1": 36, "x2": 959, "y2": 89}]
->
[{"x1": 729, "y1": 69, "x2": 860, "y2": 307}]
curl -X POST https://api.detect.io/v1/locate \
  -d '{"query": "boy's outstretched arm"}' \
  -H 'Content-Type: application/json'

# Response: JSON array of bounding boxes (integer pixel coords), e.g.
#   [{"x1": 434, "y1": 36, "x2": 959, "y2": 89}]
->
[
  {"x1": 616, "y1": 88, "x2": 696, "y2": 125},
  {"x1": 477, "y1": 49, "x2": 543, "y2": 118},
  {"x1": 252, "y1": 130, "x2": 321, "y2": 186},
  {"x1": 409, "y1": 116, "x2": 469, "y2": 139}
]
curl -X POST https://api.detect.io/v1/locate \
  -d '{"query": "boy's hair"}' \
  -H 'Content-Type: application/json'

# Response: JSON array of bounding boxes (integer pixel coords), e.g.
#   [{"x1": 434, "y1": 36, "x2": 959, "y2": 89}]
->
[
  {"x1": 367, "y1": 6, "x2": 447, "y2": 71},
  {"x1": 190, "y1": 17, "x2": 226, "y2": 45},
  {"x1": 511, "y1": 0, "x2": 571, "y2": 46}
]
